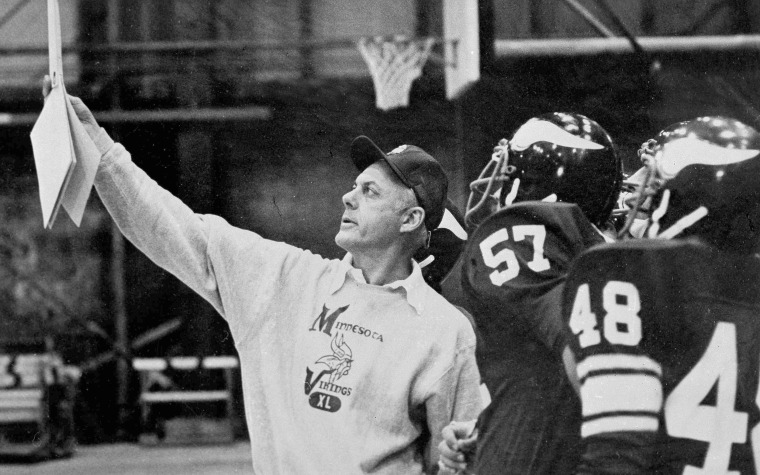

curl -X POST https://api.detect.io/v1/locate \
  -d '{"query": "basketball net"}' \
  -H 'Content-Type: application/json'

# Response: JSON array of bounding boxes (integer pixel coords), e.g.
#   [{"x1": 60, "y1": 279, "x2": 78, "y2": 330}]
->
[{"x1": 357, "y1": 35, "x2": 436, "y2": 111}]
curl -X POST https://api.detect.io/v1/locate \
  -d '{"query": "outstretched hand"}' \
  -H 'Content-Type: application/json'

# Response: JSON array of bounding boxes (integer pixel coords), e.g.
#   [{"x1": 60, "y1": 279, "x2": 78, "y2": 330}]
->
[{"x1": 42, "y1": 74, "x2": 102, "y2": 143}]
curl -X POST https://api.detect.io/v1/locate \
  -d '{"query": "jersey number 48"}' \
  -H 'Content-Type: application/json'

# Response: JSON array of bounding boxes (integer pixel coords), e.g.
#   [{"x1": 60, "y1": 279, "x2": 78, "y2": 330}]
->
[{"x1": 569, "y1": 280, "x2": 758, "y2": 475}]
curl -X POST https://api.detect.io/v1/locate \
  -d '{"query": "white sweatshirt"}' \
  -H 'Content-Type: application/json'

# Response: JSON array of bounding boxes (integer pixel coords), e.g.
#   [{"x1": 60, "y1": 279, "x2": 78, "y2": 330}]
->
[{"x1": 90, "y1": 130, "x2": 482, "y2": 474}]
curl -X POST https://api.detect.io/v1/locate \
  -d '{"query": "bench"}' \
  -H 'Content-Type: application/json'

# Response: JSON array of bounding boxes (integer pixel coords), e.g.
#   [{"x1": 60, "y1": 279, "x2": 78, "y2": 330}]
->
[
  {"x1": 132, "y1": 356, "x2": 239, "y2": 445},
  {"x1": 0, "y1": 352, "x2": 77, "y2": 459}
]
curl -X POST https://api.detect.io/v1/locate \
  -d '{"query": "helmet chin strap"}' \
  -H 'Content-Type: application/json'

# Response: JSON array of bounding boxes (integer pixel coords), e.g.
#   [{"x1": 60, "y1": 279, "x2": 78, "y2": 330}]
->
[
  {"x1": 659, "y1": 206, "x2": 708, "y2": 240},
  {"x1": 647, "y1": 189, "x2": 670, "y2": 238},
  {"x1": 418, "y1": 254, "x2": 435, "y2": 268},
  {"x1": 648, "y1": 189, "x2": 709, "y2": 239},
  {"x1": 541, "y1": 193, "x2": 557, "y2": 203},
  {"x1": 502, "y1": 178, "x2": 521, "y2": 207}
]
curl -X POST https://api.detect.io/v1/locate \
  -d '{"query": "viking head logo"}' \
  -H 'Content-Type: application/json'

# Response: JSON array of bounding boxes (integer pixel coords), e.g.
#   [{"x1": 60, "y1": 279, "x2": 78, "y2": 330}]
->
[{"x1": 315, "y1": 333, "x2": 353, "y2": 383}]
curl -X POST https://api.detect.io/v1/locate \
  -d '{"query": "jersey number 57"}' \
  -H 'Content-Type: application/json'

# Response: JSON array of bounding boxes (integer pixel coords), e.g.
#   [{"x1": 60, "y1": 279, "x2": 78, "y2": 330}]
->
[{"x1": 479, "y1": 225, "x2": 550, "y2": 286}]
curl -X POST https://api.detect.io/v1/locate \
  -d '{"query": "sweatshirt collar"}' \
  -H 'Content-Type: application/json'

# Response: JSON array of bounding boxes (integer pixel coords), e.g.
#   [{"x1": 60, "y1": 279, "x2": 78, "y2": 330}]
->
[{"x1": 330, "y1": 253, "x2": 427, "y2": 315}]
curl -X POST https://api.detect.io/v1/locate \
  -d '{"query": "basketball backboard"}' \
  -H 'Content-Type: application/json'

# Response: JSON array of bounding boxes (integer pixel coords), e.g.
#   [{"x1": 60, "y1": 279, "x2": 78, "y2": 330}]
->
[{"x1": 443, "y1": 0, "x2": 480, "y2": 99}]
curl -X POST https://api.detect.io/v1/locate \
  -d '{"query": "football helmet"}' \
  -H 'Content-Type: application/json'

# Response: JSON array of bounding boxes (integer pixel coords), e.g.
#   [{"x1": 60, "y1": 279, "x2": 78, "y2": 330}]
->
[
  {"x1": 623, "y1": 116, "x2": 760, "y2": 253},
  {"x1": 465, "y1": 112, "x2": 622, "y2": 230}
]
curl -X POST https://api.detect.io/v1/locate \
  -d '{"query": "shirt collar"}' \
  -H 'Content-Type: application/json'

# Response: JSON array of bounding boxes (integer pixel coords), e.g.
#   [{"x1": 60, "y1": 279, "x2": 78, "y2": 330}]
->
[{"x1": 329, "y1": 253, "x2": 428, "y2": 315}]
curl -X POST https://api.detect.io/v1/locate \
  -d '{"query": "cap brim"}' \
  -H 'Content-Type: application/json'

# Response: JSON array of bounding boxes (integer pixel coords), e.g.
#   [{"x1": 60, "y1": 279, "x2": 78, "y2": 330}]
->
[
  {"x1": 350, "y1": 135, "x2": 411, "y2": 187},
  {"x1": 351, "y1": 135, "x2": 387, "y2": 171}
]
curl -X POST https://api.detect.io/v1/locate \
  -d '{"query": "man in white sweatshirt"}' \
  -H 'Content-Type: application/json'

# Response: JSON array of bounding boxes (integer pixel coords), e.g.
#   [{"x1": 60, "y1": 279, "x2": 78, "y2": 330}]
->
[{"x1": 46, "y1": 79, "x2": 482, "y2": 474}]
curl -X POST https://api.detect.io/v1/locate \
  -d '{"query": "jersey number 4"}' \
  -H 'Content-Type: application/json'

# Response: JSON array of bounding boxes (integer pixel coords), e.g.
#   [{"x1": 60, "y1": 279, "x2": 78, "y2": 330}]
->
[
  {"x1": 570, "y1": 281, "x2": 758, "y2": 475},
  {"x1": 479, "y1": 225, "x2": 550, "y2": 286}
]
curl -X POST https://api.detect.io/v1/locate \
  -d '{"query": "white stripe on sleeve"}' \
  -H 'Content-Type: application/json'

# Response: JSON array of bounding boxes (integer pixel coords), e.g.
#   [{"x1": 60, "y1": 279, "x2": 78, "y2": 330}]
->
[
  {"x1": 581, "y1": 373, "x2": 663, "y2": 418},
  {"x1": 577, "y1": 353, "x2": 662, "y2": 380},
  {"x1": 582, "y1": 415, "x2": 659, "y2": 437}
]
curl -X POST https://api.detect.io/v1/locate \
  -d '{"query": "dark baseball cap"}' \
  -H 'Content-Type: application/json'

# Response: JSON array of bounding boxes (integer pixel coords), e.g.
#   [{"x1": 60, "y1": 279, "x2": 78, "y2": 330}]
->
[{"x1": 350, "y1": 135, "x2": 448, "y2": 230}]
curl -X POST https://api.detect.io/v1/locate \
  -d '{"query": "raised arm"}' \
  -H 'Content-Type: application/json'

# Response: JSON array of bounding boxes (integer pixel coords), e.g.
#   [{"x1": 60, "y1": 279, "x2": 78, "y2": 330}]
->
[{"x1": 43, "y1": 76, "x2": 223, "y2": 314}]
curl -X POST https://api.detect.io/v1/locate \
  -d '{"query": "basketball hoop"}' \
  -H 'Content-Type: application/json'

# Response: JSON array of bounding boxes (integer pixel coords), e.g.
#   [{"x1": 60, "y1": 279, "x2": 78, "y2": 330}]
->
[{"x1": 357, "y1": 35, "x2": 436, "y2": 111}]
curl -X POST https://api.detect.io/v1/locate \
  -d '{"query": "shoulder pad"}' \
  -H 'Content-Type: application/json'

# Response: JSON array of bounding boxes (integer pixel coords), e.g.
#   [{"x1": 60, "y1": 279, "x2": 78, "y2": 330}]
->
[{"x1": 565, "y1": 239, "x2": 760, "y2": 312}]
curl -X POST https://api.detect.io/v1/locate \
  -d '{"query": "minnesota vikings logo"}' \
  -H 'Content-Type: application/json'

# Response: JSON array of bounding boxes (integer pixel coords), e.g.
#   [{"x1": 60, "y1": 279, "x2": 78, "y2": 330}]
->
[
  {"x1": 304, "y1": 334, "x2": 354, "y2": 412},
  {"x1": 316, "y1": 333, "x2": 353, "y2": 383},
  {"x1": 510, "y1": 118, "x2": 605, "y2": 152}
]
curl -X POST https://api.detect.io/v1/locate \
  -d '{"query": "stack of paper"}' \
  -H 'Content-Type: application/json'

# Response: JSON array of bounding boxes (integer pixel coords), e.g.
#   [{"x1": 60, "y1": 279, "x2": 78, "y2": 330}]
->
[{"x1": 30, "y1": 0, "x2": 100, "y2": 229}]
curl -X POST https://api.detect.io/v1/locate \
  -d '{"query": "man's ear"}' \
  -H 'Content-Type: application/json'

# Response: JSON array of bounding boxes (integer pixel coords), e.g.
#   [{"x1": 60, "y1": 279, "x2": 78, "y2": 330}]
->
[{"x1": 400, "y1": 206, "x2": 425, "y2": 233}]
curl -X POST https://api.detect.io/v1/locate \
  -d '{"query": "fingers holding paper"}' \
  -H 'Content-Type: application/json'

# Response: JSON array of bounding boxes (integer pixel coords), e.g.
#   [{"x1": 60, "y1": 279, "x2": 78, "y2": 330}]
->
[
  {"x1": 34, "y1": 0, "x2": 112, "y2": 229},
  {"x1": 32, "y1": 75, "x2": 105, "y2": 228},
  {"x1": 42, "y1": 74, "x2": 102, "y2": 145}
]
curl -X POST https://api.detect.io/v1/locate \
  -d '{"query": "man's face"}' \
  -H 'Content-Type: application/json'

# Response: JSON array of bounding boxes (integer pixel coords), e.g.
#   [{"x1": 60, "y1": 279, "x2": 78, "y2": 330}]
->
[
  {"x1": 335, "y1": 161, "x2": 415, "y2": 254},
  {"x1": 622, "y1": 166, "x2": 654, "y2": 238}
]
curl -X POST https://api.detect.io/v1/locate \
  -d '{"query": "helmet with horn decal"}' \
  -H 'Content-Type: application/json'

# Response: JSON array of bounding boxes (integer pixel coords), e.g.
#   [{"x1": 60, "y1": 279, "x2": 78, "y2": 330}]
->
[
  {"x1": 622, "y1": 116, "x2": 760, "y2": 253},
  {"x1": 465, "y1": 112, "x2": 622, "y2": 231}
]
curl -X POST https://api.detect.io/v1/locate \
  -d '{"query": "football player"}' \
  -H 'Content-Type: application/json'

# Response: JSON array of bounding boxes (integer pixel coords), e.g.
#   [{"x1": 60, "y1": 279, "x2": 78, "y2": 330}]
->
[
  {"x1": 438, "y1": 112, "x2": 622, "y2": 474},
  {"x1": 564, "y1": 116, "x2": 760, "y2": 473}
]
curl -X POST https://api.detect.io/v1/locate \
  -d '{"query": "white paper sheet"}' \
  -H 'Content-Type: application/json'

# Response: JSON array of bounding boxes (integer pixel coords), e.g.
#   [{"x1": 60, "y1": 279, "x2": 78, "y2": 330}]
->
[
  {"x1": 30, "y1": 0, "x2": 100, "y2": 229},
  {"x1": 61, "y1": 95, "x2": 101, "y2": 226},
  {"x1": 30, "y1": 84, "x2": 75, "y2": 229}
]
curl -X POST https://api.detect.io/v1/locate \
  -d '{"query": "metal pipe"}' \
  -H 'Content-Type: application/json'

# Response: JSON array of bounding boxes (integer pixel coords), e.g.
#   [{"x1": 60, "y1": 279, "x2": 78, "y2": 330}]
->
[
  {"x1": 559, "y1": 0, "x2": 616, "y2": 38},
  {"x1": 495, "y1": 35, "x2": 760, "y2": 57},
  {"x1": 0, "y1": 38, "x2": 364, "y2": 56},
  {"x1": 593, "y1": 0, "x2": 644, "y2": 53},
  {"x1": 3, "y1": 34, "x2": 760, "y2": 59},
  {"x1": 106, "y1": 0, "x2": 130, "y2": 443},
  {"x1": 0, "y1": 105, "x2": 272, "y2": 126}
]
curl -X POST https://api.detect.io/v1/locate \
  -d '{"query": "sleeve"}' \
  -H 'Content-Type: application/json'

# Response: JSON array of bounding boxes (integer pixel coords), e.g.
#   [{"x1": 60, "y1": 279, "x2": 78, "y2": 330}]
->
[
  {"x1": 572, "y1": 349, "x2": 662, "y2": 474},
  {"x1": 564, "y1": 246, "x2": 663, "y2": 474},
  {"x1": 575, "y1": 433, "x2": 657, "y2": 474},
  {"x1": 92, "y1": 130, "x2": 344, "y2": 341},
  {"x1": 93, "y1": 132, "x2": 224, "y2": 314},
  {"x1": 523, "y1": 283, "x2": 566, "y2": 355},
  {"x1": 423, "y1": 341, "x2": 482, "y2": 474}
]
